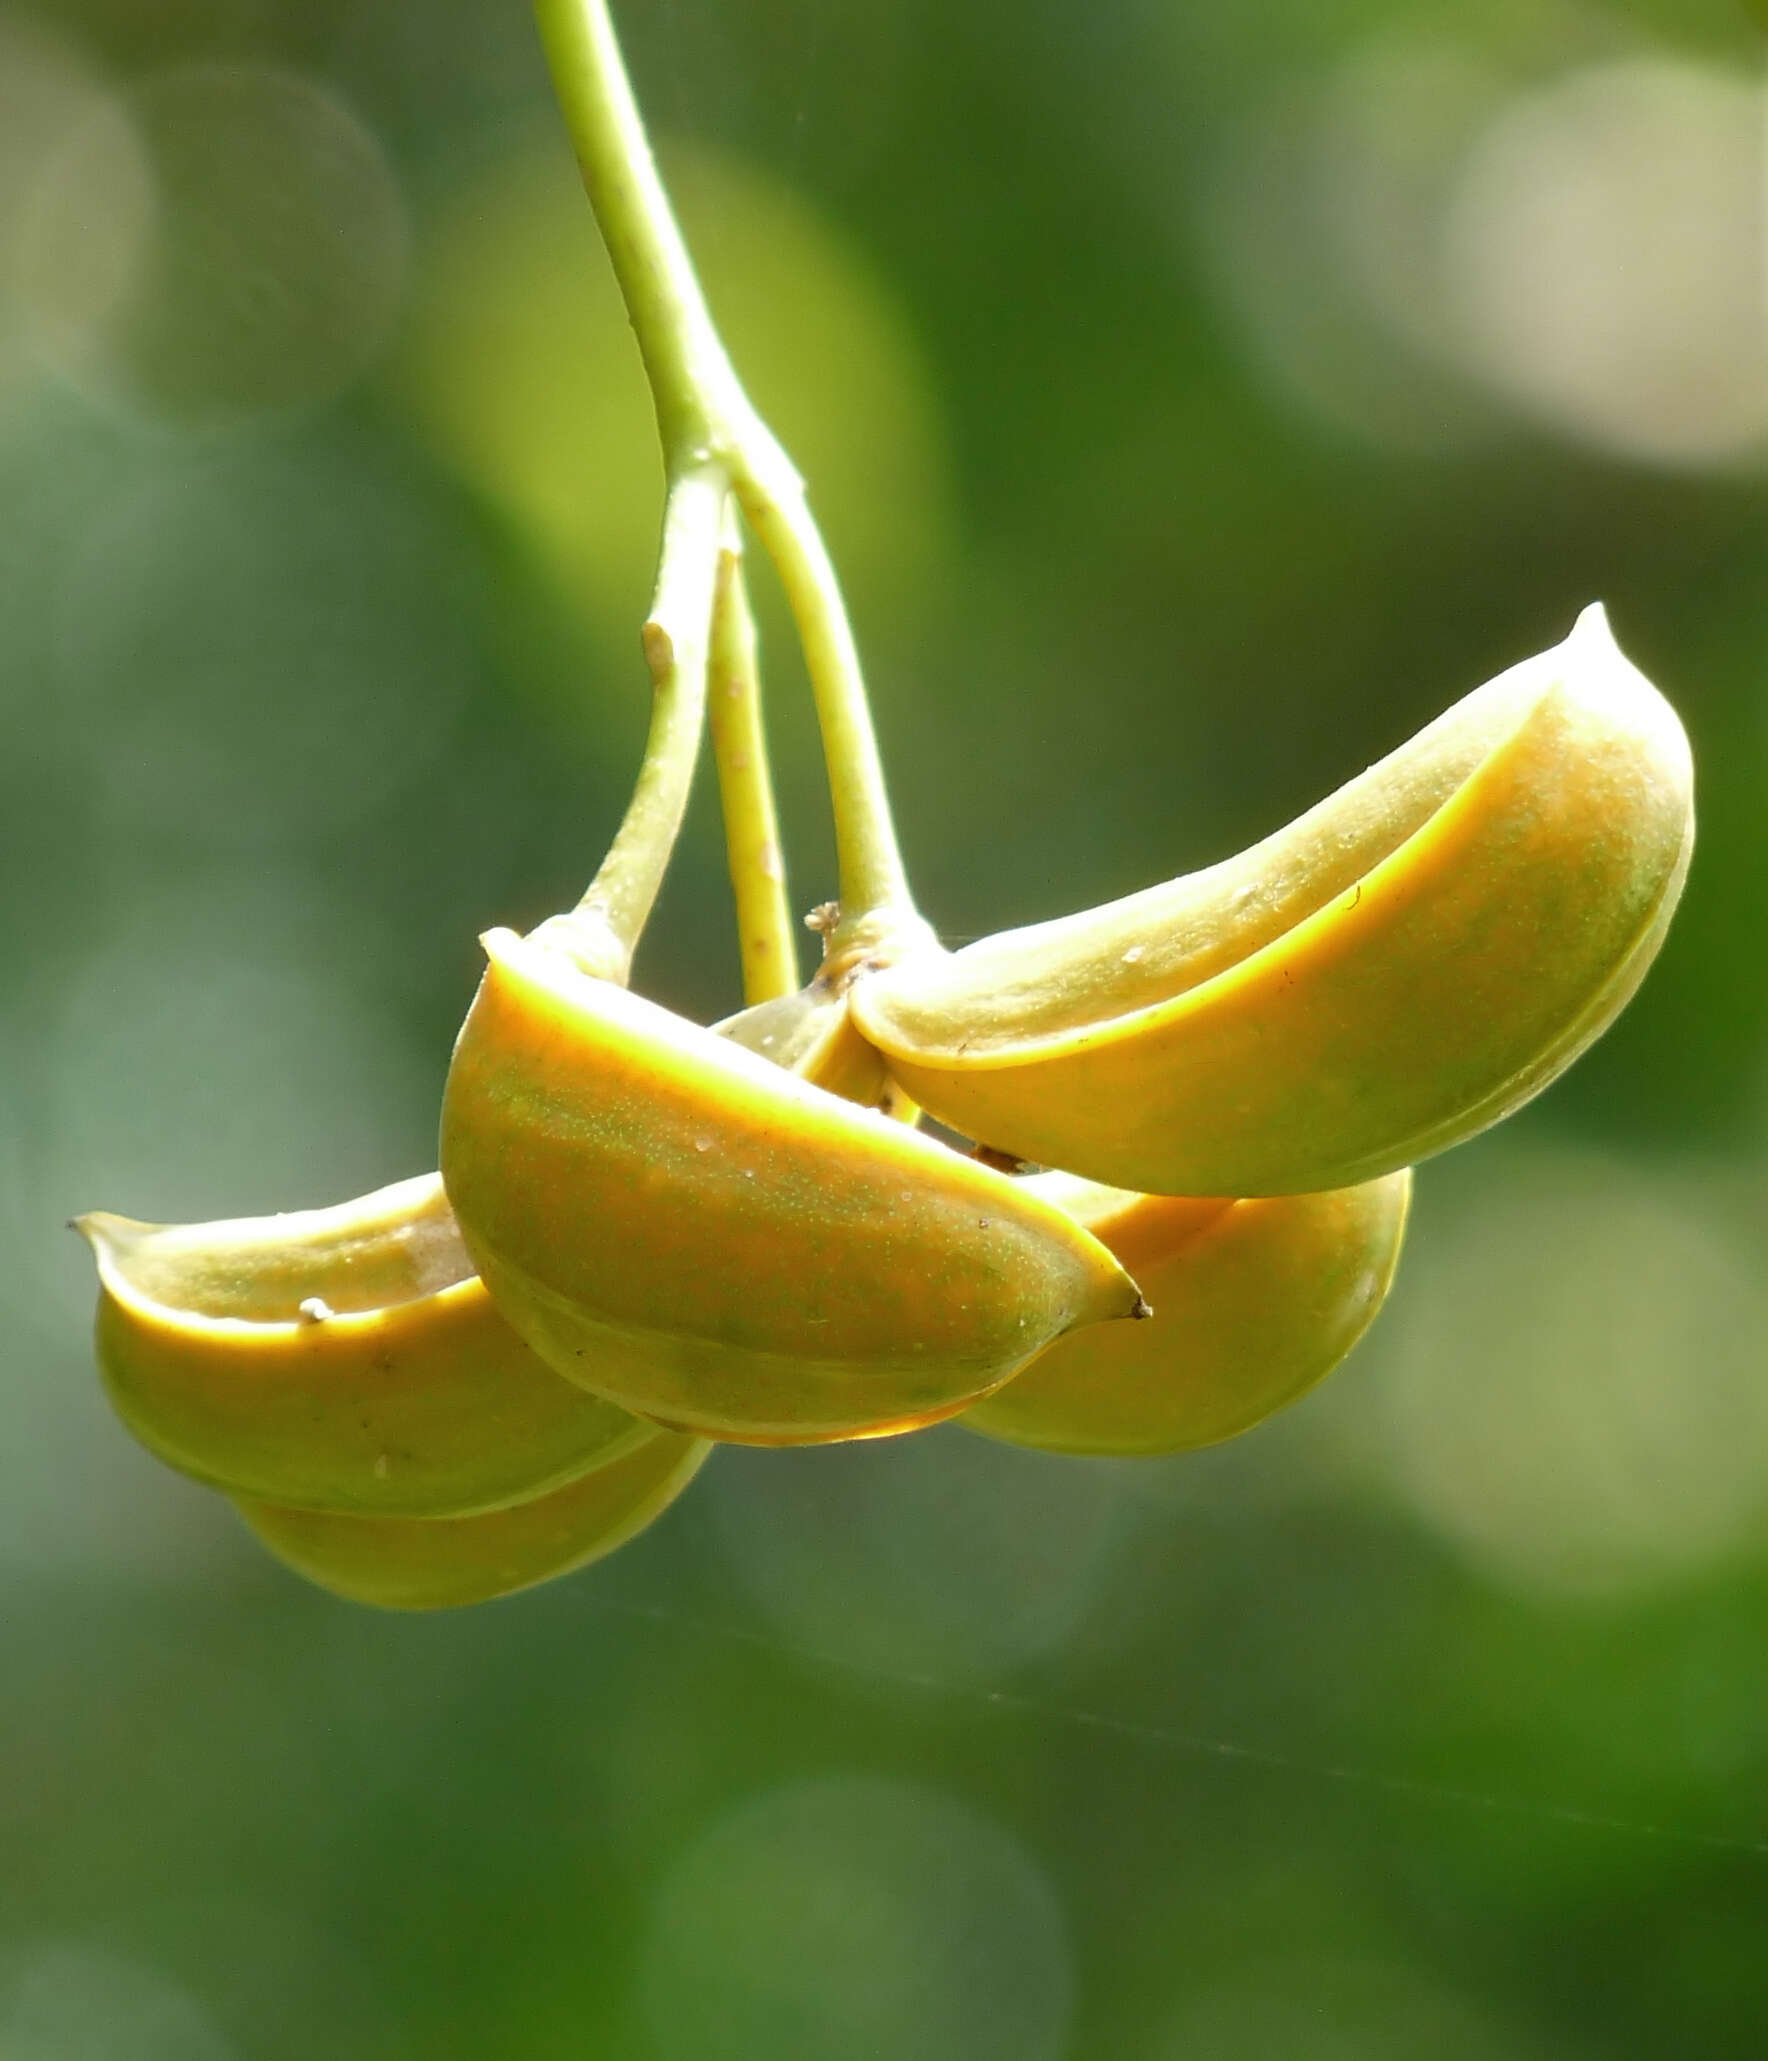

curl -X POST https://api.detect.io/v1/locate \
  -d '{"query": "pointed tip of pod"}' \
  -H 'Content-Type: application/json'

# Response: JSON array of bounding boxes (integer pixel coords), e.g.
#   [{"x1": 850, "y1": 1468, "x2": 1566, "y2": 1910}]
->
[
  {"x1": 497, "y1": 914, "x2": 631, "y2": 986},
  {"x1": 1062, "y1": 1227, "x2": 1147, "y2": 1333},
  {"x1": 966, "y1": 1167, "x2": 1413, "y2": 1457},
  {"x1": 1558, "y1": 600, "x2": 1692, "y2": 786},
  {"x1": 70, "y1": 1211, "x2": 154, "y2": 1266}
]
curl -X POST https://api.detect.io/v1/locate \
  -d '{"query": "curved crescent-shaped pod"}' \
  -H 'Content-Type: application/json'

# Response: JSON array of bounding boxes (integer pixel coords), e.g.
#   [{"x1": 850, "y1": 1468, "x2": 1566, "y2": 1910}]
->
[
  {"x1": 439, "y1": 927, "x2": 1145, "y2": 1445},
  {"x1": 237, "y1": 1428, "x2": 709, "y2": 1610},
  {"x1": 963, "y1": 1170, "x2": 1411, "y2": 1456},
  {"x1": 77, "y1": 1175, "x2": 653, "y2": 1517},
  {"x1": 851, "y1": 608, "x2": 1694, "y2": 1197}
]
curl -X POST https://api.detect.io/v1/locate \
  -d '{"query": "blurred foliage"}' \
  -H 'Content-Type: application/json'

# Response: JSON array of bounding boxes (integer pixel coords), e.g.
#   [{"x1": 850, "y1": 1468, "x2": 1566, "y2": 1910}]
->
[{"x1": 2, "y1": 0, "x2": 1766, "y2": 2055}]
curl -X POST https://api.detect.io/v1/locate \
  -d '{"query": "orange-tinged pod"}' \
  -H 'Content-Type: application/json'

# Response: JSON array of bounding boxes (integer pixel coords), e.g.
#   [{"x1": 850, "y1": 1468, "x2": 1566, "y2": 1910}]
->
[
  {"x1": 439, "y1": 926, "x2": 1145, "y2": 1445},
  {"x1": 76, "y1": 1176, "x2": 652, "y2": 1517},
  {"x1": 964, "y1": 1169, "x2": 1412, "y2": 1456},
  {"x1": 851, "y1": 608, "x2": 1693, "y2": 1197},
  {"x1": 237, "y1": 1427, "x2": 709, "y2": 1610}
]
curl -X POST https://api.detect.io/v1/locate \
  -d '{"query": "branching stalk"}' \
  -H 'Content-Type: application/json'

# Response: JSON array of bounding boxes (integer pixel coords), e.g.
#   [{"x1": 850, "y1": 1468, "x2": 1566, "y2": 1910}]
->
[{"x1": 536, "y1": 0, "x2": 922, "y2": 958}]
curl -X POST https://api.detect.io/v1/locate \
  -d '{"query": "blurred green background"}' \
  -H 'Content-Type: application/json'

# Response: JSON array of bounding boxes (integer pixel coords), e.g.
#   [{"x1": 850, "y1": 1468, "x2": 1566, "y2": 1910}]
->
[{"x1": 3, "y1": 0, "x2": 1766, "y2": 2054}]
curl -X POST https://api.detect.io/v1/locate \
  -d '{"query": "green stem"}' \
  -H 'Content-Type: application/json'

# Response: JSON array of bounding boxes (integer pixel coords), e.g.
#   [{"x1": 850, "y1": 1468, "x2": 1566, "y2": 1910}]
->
[
  {"x1": 708, "y1": 519, "x2": 797, "y2": 1005},
  {"x1": 562, "y1": 466, "x2": 725, "y2": 984},
  {"x1": 537, "y1": 0, "x2": 921, "y2": 952},
  {"x1": 732, "y1": 448, "x2": 915, "y2": 940},
  {"x1": 534, "y1": 0, "x2": 743, "y2": 464}
]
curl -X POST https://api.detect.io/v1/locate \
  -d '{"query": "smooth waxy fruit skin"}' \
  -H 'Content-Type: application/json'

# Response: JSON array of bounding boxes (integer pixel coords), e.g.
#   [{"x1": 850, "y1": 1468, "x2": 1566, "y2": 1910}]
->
[
  {"x1": 439, "y1": 926, "x2": 1144, "y2": 1445},
  {"x1": 851, "y1": 607, "x2": 1694, "y2": 1198},
  {"x1": 237, "y1": 1427, "x2": 708, "y2": 1610},
  {"x1": 78, "y1": 1175, "x2": 652, "y2": 1517},
  {"x1": 964, "y1": 1170, "x2": 1411, "y2": 1456}
]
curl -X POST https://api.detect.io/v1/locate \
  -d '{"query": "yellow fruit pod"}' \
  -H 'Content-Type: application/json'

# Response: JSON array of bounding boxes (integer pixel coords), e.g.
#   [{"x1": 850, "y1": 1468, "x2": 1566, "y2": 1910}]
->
[
  {"x1": 439, "y1": 926, "x2": 1145, "y2": 1445},
  {"x1": 77, "y1": 1175, "x2": 655, "y2": 1517},
  {"x1": 714, "y1": 978, "x2": 893, "y2": 1109},
  {"x1": 236, "y1": 1427, "x2": 709, "y2": 1610},
  {"x1": 850, "y1": 607, "x2": 1694, "y2": 1197},
  {"x1": 717, "y1": 979, "x2": 923, "y2": 1127},
  {"x1": 963, "y1": 1169, "x2": 1411, "y2": 1456}
]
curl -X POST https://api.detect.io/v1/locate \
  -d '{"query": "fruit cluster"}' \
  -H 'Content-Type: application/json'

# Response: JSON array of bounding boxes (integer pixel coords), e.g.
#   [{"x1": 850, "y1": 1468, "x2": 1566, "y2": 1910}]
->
[
  {"x1": 77, "y1": 598, "x2": 1691, "y2": 1609},
  {"x1": 72, "y1": 2, "x2": 1694, "y2": 1610}
]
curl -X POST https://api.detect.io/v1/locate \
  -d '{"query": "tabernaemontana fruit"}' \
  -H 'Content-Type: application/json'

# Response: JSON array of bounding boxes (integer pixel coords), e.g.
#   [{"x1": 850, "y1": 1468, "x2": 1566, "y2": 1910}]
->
[
  {"x1": 850, "y1": 607, "x2": 1693, "y2": 1198},
  {"x1": 964, "y1": 1169, "x2": 1411, "y2": 1456},
  {"x1": 439, "y1": 924, "x2": 1146, "y2": 1446},
  {"x1": 237, "y1": 1427, "x2": 709, "y2": 1609},
  {"x1": 76, "y1": 1175, "x2": 652, "y2": 1518}
]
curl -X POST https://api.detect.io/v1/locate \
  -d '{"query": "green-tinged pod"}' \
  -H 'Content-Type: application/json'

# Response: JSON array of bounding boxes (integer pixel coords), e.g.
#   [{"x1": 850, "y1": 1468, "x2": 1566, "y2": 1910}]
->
[
  {"x1": 76, "y1": 1175, "x2": 653, "y2": 1517},
  {"x1": 439, "y1": 926, "x2": 1145, "y2": 1445},
  {"x1": 237, "y1": 1428, "x2": 709, "y2": 1610},
  {"x1": 715, "y1": 978, "x2": 893, "y2": 1110},
  {"x1": 851, "y1": 607, "x2": 1693, "y2": 1197},
  {"x1": 716, "y1": 977, "x2": 922, "y2": 1127},
  {"x1": 964, "y1": 1170, "x2": 1411, "y2": 1456}
]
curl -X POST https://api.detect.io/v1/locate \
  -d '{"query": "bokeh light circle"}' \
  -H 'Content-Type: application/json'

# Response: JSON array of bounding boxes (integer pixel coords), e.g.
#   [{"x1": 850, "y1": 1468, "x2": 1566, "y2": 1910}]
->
[
  {"x1": 1192, "y1": 33, "x2": 1505, "y2": 454},
  {"x1": 1372, "y1": 1147, "x2": 1768, "y2": 1600},
  {"x1": 0, "y1": 1939, "x2": 235, "y2": 2060},
  {"x1": 53, "y1": 443, "x2": 478, "y2": 846},
  {"x1": 702, "y1": 1425, "x2": 1134, "y2": 1688},
  {"x1": 0, "y1": 12, "x2": 112, "y2": 403},
  {"x1": 1444, "y1": 57, "x2": 1768, "y2": 466},
  {"x1": 641, "y1": 1774, "x2": 1073, "y2": 2061},
  {"x1": 399, "y1": 133, "x2": 954, "y2": 651},
  {"x1": 16, "y1": 62, "x2": 408, "y2": 426},
  {"x1": 44, "y1": 876, "x2": 432, "y2": 1241}
]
